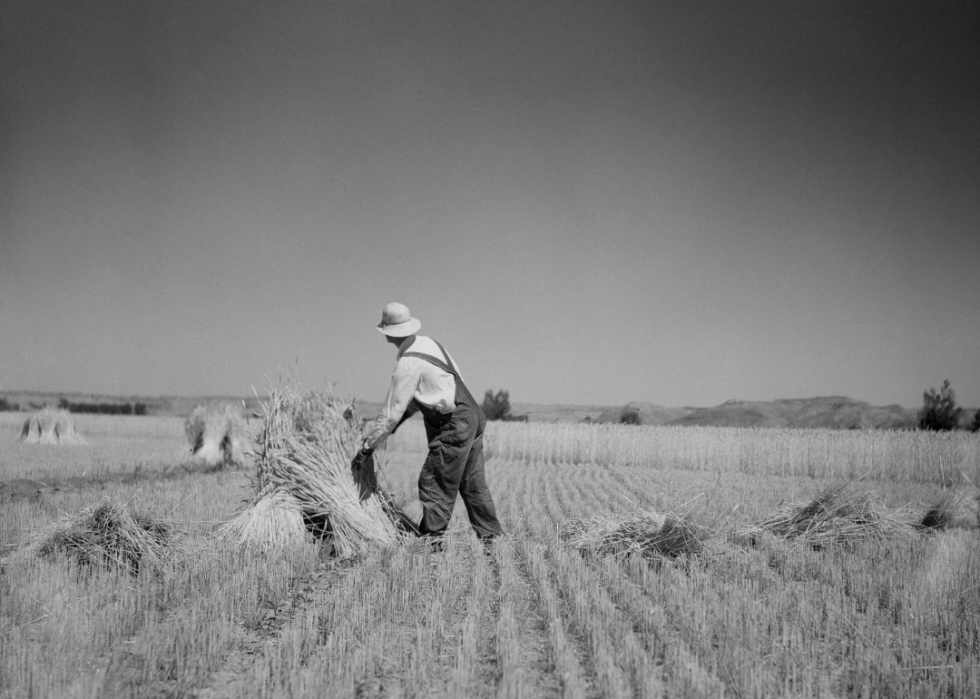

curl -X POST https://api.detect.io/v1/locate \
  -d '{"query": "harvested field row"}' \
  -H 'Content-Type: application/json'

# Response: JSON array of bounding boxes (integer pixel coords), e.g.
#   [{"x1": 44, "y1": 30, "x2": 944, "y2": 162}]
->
[{"x1": 3, "y1": 415, "x2": 980, "y2": 698}]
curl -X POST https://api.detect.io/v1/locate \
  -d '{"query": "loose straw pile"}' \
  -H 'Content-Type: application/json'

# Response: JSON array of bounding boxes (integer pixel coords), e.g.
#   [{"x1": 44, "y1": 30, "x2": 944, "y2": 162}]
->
[
  {"x1": 561, "y1": 512, "x2": 710, "y2": 559},
  {"x1": 12, "y1": 498, "x2": 172, "y2": 574},
  {"x1": 563, "y1": 481, "x2": 978, "y2": 562},
  {"x1": 918, "y1": 488, "x2": 980, "y2": 531},
  {"x1": 735, "y1": 480, "x2": 919, "y2": 549}
]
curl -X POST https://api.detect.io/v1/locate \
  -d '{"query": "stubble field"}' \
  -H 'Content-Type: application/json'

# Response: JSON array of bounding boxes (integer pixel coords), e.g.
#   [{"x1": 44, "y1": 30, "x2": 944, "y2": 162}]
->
[{"x1": 1, "y1": 411, "x2": 979, "y2": 698}]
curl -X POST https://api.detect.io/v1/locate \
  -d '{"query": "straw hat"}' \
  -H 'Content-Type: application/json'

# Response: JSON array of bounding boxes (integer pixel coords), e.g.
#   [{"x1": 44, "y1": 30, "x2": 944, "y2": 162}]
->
[{"x1": 376, "y1": 302, "x2": 421, "y2": 337}]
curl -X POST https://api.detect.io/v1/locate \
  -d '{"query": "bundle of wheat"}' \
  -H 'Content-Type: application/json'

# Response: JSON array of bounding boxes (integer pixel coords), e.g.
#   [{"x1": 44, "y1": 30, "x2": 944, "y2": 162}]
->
[
  {"x1": 218, "y1": 489, "x2": 309, "y2": 551},
  {"x1": 18, "y1": 408, "x2": 86, "y2": 445},
  {"x1": 225, "y1": 386, "x2": 407, "y2": 557},
  {"x1": 13, "y1": 498, "x2": 171, "y2": 574},
  {"x1": 919, "y1": 488, "x2": 980, "y2": 531},
  {"x1": 185, "y1": 403, "x2": 246, "y2": 469},
  {"x1": 739, "y1": 480, "x2": 919, "y2": 549},
  {"x1": 561, "y1": 512, "x2": 709, "y2": 559}
]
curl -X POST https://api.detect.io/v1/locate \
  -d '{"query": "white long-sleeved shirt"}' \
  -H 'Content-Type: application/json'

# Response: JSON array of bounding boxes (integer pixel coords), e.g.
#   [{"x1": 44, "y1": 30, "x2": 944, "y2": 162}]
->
[{"x1": 364, "y1": 335, "x2": 463, "y2": 449}]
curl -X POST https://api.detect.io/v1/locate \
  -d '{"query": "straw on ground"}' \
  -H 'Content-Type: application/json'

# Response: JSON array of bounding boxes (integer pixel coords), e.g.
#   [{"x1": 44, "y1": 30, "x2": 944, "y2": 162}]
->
[
  {"x1": 561, "y1": 511, "x2": 710, "y2": 559},
  {"x1": 734, "y1": 479, "x2": 922, "y2": 549}
]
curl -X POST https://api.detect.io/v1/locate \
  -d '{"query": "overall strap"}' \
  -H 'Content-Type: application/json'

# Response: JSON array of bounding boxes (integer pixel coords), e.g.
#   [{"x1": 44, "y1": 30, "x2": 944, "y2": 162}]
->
[
  {"x1": 432, "y1": 340, "x2": 458, "y2": 374},
  {"x1": 402, "y1": 339, "x2": 460, "y2": 379},
  {"x1": 403, "y1": 341, "x2": 479, "y2": 413},
  {"x1": 402, "y1": 351, "x2": 458, "y2": 379}
]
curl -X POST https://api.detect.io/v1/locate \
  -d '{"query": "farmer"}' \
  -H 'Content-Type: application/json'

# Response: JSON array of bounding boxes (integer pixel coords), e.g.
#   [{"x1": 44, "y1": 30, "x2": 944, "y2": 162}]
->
[{"x1": 360, "y1": 302, "x2": 503, "y2": 550}]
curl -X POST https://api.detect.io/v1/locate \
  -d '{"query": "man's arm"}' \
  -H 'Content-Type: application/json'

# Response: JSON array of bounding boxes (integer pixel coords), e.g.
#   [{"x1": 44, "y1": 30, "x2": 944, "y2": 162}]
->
[
  {"x1": 392, "y1": 401, "x2": 420, "y2": 432},
  {"x1": 362, "y1": 357, "x2": 422, "y2": 450}
]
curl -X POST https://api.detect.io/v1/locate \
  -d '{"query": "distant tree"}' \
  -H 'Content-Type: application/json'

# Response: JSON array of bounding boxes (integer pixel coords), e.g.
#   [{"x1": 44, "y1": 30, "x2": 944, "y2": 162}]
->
[
  {"x1": 620, "y1": 409, "x2": 642, "y2": 425},
  {"x1": 482, "y1": 390, "x2": 512, "y2": 421},
  {"x1": 918, "y1": 379, "x2": 962, "y2": 431},
  {"x1": 971, "y1": 410, "x2": 980, "y2": 433}
]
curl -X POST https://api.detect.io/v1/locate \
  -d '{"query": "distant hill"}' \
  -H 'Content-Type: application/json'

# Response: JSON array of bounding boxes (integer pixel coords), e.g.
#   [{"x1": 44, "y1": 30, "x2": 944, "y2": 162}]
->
[
  {"x1": 510, "y1": 403, "x2": 613, "y2": 423},
  {"x1": 957, "y1": 407, "x2": 979, "y2": 431},
  {"x1": 592, "y1": 402, "x2": 695, "y2": 425},
  {"x1": 667, "y1": 396, "x2": 918, "y2": 430}
]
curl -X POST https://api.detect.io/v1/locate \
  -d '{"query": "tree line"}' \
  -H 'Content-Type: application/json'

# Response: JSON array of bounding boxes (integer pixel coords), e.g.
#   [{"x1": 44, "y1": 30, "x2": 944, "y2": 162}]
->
[
  {"x1": 918, "y1": 379, "x2": 979, "y2": 432},
  {"x1": 58, "y1": 398, "x2": 148, "y2": 415}
]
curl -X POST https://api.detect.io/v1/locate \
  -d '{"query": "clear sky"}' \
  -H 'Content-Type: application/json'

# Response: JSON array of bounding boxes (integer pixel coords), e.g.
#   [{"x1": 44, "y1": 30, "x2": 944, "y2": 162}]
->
[{"x1": 2, "y1": 1, "x2": 978, "y2": 409}]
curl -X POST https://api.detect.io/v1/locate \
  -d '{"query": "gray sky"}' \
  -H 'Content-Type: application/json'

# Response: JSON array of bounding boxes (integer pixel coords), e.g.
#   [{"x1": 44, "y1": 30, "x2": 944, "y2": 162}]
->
[{"x1": 2, "y1": 1, "x2": 978, "y2": 408}]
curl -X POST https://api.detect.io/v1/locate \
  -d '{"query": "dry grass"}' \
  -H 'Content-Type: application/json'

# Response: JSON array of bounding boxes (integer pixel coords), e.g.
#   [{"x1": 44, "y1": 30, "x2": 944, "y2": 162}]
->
[
  {"x1": 9, "y1": 497, "x2": 173, "y2": 574},
  {"x1": 18, "y1": 408, "x2": 87, "y2": 445},
  {"x1": 185, "y1": 404, "x2": 247, "y2": 469},
  {"x1": 561, "y1": 512, "x2": 710, "y2": 559}
]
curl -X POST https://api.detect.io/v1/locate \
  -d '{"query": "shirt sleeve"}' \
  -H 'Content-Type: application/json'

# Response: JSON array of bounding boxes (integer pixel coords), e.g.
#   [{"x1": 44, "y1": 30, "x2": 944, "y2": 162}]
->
[{"x1": 363, "y1": 357, "x2": 423, "y2": 449}]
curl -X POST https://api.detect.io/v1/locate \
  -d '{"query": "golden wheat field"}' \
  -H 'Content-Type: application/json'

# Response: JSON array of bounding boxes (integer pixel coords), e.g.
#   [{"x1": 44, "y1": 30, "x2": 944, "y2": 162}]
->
[{"x1": 1, "y1": 410, "x2": 979, "y2": 699}]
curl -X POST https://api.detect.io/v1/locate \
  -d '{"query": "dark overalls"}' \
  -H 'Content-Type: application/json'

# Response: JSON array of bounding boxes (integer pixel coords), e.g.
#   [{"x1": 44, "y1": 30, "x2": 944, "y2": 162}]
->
[{"x1": 397, "y1": 341, "x2": 503, "y2": 542}]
